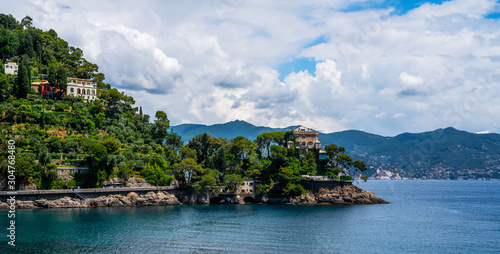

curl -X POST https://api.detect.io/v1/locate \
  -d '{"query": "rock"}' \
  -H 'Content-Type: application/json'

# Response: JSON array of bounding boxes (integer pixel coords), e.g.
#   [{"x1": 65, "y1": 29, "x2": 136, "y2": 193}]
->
[
  {"x1": 0, "y1": 184, "x2": 387, "y2": 209},
  {"x1": 125, "y1": 177, "x2": 153, "y2": 188},
  {"x1": 262, "y1": 185, "x2": 388, "y2": 205},
  {"x1": 0, "y1": 202, "x2": 8, "y2": 209},
  {"x1": 34, "y1": 199, "x2": 49, "y2": 208},
  {"x1": 127, "y1": 192, "x2": 139, "y2": 202},
  {"x1": 17, "y1": 201, "x2": 36, "y2": 209},
  {"x1": 197, "y1": 196, "x2": 209, "y2": 204}
]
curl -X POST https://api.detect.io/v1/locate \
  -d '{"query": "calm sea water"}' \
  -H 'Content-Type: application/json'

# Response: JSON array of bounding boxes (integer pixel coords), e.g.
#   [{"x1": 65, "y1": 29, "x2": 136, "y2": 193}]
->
[{"x1": 1, "y1": 180, "x2": 499, "y2": 254}]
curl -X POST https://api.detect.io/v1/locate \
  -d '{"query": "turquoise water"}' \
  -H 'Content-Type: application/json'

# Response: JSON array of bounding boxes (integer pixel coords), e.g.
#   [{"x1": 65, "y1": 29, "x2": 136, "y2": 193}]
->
[{"x1": 1, "y1": 180, "x2": 499, "y2": 253}]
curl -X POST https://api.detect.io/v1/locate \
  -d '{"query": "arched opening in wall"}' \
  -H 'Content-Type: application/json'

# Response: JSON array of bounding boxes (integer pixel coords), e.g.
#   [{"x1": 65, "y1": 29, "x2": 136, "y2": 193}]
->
[
  {"x1": 243, "y1": 196, "x2": 255, "y2": 203},
  {"x1": 209, "y1": 197, "x2": 221, "y2": 204}
]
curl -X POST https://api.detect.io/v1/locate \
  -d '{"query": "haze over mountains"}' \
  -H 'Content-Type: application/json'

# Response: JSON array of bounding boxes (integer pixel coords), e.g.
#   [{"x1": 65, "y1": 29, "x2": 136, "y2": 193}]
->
[{"x1": 171, "y1": 120, "x2": 500, "y2": 180}]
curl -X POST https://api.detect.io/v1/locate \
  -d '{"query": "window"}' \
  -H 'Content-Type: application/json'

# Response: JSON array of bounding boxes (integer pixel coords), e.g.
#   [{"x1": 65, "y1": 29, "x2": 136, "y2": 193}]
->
[
  {"x1": 302, "y1": 135, "x2": 305, "y2": 139},
  {"x1": 70, "y1": 88, "x2": 74, "y2": 92}
]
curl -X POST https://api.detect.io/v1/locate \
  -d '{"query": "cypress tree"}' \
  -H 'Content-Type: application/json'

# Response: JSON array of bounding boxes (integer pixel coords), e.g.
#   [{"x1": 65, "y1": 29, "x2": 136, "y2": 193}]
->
[
  {"x1": 55, "y1": 66, "x2": 67, "y2": 92},
  {"x1": 15, "y1": 62, "x2": 29, "y2": 98}
]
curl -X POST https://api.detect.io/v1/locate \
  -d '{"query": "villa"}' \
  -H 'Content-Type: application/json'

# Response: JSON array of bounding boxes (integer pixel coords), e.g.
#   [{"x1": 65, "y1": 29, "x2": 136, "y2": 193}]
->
[
  {"x1": 3, "y1": 61, "x2": 18, "y2": 75},
  {"x1": 238, "y1": 180, "x2": 255, "y2": 194},
  {"x1": 288, "y1": 126, "x2": 327, "y2": 157},
  {"x1": 66, "y1": 78, "x2": 97, "y2": 101},
  {"x1": 30, "y1": 77, "x2": 98, "y2": 101}
]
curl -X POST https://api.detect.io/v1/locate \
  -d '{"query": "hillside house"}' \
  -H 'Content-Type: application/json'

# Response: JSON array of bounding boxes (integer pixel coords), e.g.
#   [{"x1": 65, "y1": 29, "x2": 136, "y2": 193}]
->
[
  {"x1": 3, "y1": 61, "x2": 18, "y2": 75},
  {"x1": 288, "y1": 126, "x2": 327, "y2": 157},
  {"x1": 30, "y1": 77, "x2": 98, "y2": 101},
  {"x1": 66, "y1": 78, "x2": 97, "y2": 101},
  {"x1": 238, "y1": 180, "x2": 255, "y2": 194}
]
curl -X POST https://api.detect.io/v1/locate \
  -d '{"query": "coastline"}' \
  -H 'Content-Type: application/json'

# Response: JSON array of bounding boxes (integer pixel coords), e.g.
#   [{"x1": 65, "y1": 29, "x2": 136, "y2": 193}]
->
[{"x1": 0, "y1": 185, "x2": 388, "y2": 209}]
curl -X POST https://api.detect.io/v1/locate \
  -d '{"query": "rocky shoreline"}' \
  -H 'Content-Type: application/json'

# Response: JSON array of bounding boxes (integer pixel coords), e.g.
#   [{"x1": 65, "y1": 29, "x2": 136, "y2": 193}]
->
[{"x1": 0, "y1": 185, "x2": 388, "y2": 209}]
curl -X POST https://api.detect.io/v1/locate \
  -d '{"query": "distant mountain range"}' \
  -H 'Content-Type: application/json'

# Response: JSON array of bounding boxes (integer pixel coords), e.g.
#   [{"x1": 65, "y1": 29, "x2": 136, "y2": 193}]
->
[
  {"x1": 171, "y1": 120, "x2": 500, "y2": 180},
  {"x1": 171, "y1": 120, "x2": 299, "y2": 142}
]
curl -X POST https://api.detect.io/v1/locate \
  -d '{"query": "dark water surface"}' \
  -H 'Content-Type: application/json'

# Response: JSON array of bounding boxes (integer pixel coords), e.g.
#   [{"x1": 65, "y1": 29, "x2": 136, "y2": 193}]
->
[{"x1": 1, "y1": 180, "x2": 499, "y2": 253}]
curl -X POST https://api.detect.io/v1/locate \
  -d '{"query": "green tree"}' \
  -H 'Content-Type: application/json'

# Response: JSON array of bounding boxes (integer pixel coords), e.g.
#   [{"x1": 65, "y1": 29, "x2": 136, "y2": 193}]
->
[
  {"x1": 180, "y1": 147, "x2": 197, "y2": 160},
  {"x1": 0, "y1": 29, "x2": 18, "y2": 60},
  {"x1": 304, "y1": 150, "x2": 317, "y2": 175},
  {"x1": 223, "y1": 174, "x2": 243, "y2": 192},
  {"x1": 153, "y1": 110, "x2": 170, "y2": 143},
  {"x1": 230, "y1": 136, "x2": 254, "y2": 159},
  {"x1": 55, "y1": 65, "x2": 67, "y2": 92},
  {"x1": 47, "y1": 65, "x2": 56, "y2": 91},
  {"x1": 141, "y1": 164, "x2": 174, "y2": 188},
  {"x1": 255, "y1": 132, "x2": 277, "y2": 157},
  {"x1": 77, "y1": 59, "x2": 98, "y2": 79},
  {"x1": 173, "y1": 158, "x2": 202, "y2": 183},
  {"x1": 282, "y1": 182, "x2": 307, "y2": 198},
  {"x1": 0, "y1": 72, "x2": 9, "y2": 101},
  {"x1": 21, "y1": 16, "x2": 33, "y2": 29},
  {"x1": 102, "y1": 137, "x2": 119, "y2": 155},
  {"x1": 199, "y1": 174, "x2": 217, "y2": 192},
  {"x1": 15, "y1": 62, "x2": 30, "y2": 98}
]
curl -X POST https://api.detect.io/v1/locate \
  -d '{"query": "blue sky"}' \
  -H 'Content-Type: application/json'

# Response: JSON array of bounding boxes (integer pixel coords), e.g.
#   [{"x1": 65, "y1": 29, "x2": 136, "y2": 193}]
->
[
  {"x1": 277, "y1": 0, "x2": 500, "y2": 82},
  {"x1": 4, "y1": 0, "x2": 500, "y2": 136}
]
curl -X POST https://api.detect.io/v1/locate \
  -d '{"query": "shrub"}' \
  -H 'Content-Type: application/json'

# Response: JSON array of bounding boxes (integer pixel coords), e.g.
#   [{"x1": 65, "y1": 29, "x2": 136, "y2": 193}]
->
[
  {"x1": 54, "y1": 103, "x2": 70, "y2": 112},
  {"x1": 283, "y1": 182, "x2": 307, "y2": 198},
  {"x1": 340, "y1": 175, "x2": 352, "y2": 181},
  {"x1": 73, "y1": 102, "x2": 84, "y2": 109}
]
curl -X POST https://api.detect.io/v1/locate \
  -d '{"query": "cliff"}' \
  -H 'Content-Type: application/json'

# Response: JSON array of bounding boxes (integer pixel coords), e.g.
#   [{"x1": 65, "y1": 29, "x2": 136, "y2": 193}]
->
[
  {"x1": 0, "y1": 191, "x2": 181, "y2": 209},
  {"x1": 223, "y1": 185, "x2": 389, "y2": 205},
  {"x1": 0, "y1": 186, "x2": 387, "y2": 209}
]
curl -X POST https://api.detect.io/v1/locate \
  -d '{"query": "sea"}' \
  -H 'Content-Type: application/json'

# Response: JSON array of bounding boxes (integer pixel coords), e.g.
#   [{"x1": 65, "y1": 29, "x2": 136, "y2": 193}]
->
[{"x1": 1, "y1": 180, "x2": 499, "y2": 254}]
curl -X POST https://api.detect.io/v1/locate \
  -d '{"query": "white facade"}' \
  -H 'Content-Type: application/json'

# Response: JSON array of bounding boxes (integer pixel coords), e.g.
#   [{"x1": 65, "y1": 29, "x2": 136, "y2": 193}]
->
[
  {"x1": 66, "y1": 78, "x2": 98, "y2": 101},
  {"x1": 238, "y1": 180, "x2": 255, "y2": 194},
  {"x1": 4, "y1": 61, "x2": 18, "y2": 75}
]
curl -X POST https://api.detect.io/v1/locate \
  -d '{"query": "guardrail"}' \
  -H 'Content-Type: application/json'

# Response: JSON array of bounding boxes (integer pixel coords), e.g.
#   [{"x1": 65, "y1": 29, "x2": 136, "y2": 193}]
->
[{"x1": 0, "y1": 186, "x2": 177, "y2": 195}]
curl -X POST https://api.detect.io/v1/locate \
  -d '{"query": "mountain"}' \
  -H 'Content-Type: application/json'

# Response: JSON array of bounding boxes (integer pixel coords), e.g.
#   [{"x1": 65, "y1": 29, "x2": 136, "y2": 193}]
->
[
  {"x1": 171, "y1": 120, "x2": 300, "y2": 141},
  {"x1": 170, "y1": 121, "x2": 500, "y2": 180}
]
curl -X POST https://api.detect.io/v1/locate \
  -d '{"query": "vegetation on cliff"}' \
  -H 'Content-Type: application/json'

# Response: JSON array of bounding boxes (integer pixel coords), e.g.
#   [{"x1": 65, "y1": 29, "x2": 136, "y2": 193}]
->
[{"x1": 0, "y1": 14, "x2": 367, "y2": 198}]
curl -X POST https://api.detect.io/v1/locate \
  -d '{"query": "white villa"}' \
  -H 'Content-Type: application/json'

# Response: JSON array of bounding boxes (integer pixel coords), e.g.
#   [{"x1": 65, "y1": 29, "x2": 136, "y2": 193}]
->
[
  {"x1": 66, "y1": 78, "x2": 98, "y2": 101},
  {"x1": 4, "y1": 61, "x2": 18, "y2": 75}
]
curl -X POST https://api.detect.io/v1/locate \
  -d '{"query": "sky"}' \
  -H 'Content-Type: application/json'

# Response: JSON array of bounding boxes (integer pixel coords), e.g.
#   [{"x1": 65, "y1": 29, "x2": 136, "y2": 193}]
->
[{"x1": 3, "y1": 0, "x2": 500, "y2": 136}]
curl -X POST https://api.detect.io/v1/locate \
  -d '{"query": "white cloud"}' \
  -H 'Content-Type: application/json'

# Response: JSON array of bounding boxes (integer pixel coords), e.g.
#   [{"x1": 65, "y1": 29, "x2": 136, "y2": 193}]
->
[
  {"x1": 4, "y1": 0, "x2": 500, "y2": 136},
  {"x1": 475, "y1": 130, "x2": 491, "y2": 134},
  {"x1": 391, "y1": 113, "x2": 406, "y2": 118},
  {"x1": 398, "y1": 72, "x2": 423, "y2": 86}
]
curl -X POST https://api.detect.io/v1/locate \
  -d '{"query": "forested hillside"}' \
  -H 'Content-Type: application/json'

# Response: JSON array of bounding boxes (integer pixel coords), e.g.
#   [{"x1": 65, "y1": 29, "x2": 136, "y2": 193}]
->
[
  {"x1": 172, "y1": 121, "x2": 500, "y2": 180},
  {"x1": 0, "y1": 14, "x2": 365, "y2": 197}
]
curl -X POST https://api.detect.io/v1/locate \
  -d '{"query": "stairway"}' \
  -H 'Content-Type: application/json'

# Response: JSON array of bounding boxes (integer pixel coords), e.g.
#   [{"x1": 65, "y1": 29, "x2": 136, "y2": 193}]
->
[{"x1": 74, "y1": 192, "x2": 86, "y2": 200}]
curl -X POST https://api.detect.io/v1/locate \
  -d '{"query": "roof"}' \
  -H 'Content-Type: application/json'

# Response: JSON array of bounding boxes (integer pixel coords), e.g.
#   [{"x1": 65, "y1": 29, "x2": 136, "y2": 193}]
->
[
  {"x1": 30, "y1": 80, "x2": 50, "y2": 85},
  {"x1": 293, "y1": 126, "x2": 317, "y2": 133}
]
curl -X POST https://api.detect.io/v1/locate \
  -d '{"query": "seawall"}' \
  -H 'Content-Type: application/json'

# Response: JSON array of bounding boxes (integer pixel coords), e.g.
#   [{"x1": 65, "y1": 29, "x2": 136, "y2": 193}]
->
[{"x1": 0, "y1": 184, "x2": 388, "y2": 209}]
